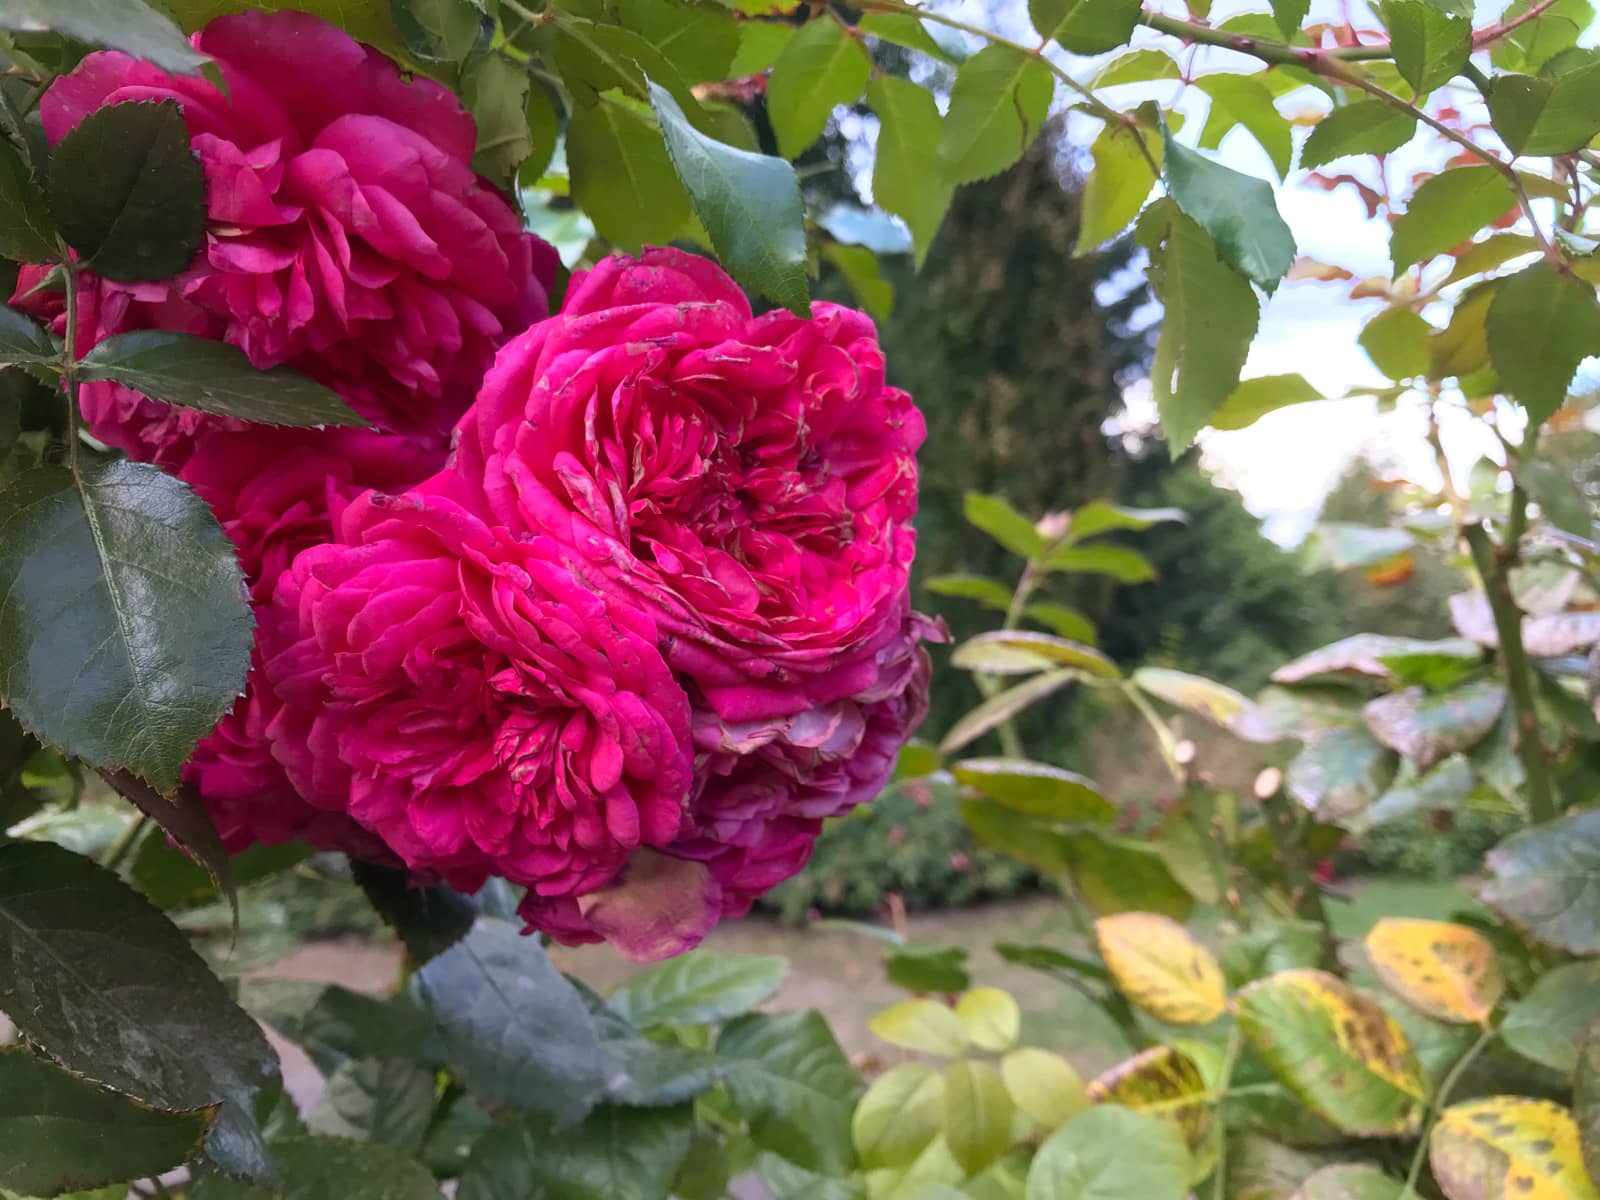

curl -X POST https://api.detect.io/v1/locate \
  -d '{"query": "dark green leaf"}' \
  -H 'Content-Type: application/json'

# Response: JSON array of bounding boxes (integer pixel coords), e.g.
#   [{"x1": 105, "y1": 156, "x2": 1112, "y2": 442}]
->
[
  {"x1": 1390, "y1": 166, "x2": 1515, "y2": 275},
  {"x1": 728, "y1": 20, "x2": 796, "y2": 75},
  {"x1": 523, "y1": 83, "x2": 560, "y2": 187},
  {"x1": 417, "y1": 917, "x2": 606, "y2": 1122},
  {"x1": 1066, "y1": 831, "x2": 1195, "y2": 920},
  {"x1": 1032, "y1": 0, "x2": 1143, "y2": 54},
  {"x1": 1147, "y1": 207, "x2": 1261, "y2": 449},
  {"x1": 0, "y1": 140, "x2": 52, "y2": 263},
  {"x1": 568, "y1": 95, "x2": 691, "y2": 252},
  {"x1": 306, "y1": 1057, "x2": 435, "y2": 1151},
  {"x1": 0, "y1": 0, "x2": 206, "y2": 74},
  {"x1": 1482, "y1": 808, "x2": 1600, "y2": 953},
  {"x1": 193, "y1": 1135, "x2": 442, "y2": 1200},
  {"x1": 617, "y1": 0, "x2": 738, "y2": 84},
  {"x1": 1270, "y1": 0, "x2": 1311, "y2": 37},
  {"x1": 1380, "y1": 0, "x2": 1471, "y2": 92},
  {"x1": 133, "y1": 836, "x2": 307, "y2": 911},
  {"x1": 1025, "y1": 1105, "x2": 1190, "y2": 1199},
  {"x1": 242, "y1": 980, "x2": 441, "y2": 1079},
  {"x1": 961, "y1": 797, "x2": 1075, "y2": 875},
  {"x1": 1078, "y1": 119, "x2": 1161, "y2": 254},
  {"x1": 0, "y1": 462, "x2": 250, "y2": 791},
  {"x1": 462, "y1": 51, "x2": 532, "y2": 188},
  {"x1": 0, "y1": 1047, "x2": 213, "y2": 1196},
  {"x1": 79, "y1": 332, "x2": 366, "y2": 428},
  {"x1": 608, "y1": 951, "x2": 787, "y2": 1029},
  {"x1": 757, "y1": 1153, "x2": 866, "y2": 1200},
  {"x1": 0, "y1": 304, "x2": 56, "y2": 367},
  {"x1": 767, "y1": 18, "x2": 871, "y2": 158},
  {"x1": 567, "y1": 979, "x2": 718, "y2": 1108},
  {"x1": 1491, "y1": 0, "x2": 1592, "y2": 70},
  {"x1": 104, "y1": 771, "x2": 235, "y2": 926},
  {"x1": 938, "y1": 45, "x2": 1054, "y2": 185},
  {"x1": 867, "y1": 76, "x2": 951, "y2": 269},
  {"x1": 1197, "y1": 74, "x2": 1293, "y2": 180},
  {"x1": 1359, "y1": 307, "x2": 1433, "y2": 380},
  {"x1": 886, "y1": 944, "x2": 972, "y2": 993},
  {"x1": 1520, "y1": 458, "x2": 1591, "y2": 535},
  {"x1": 48, "y1": 100, "x2": 204, "y2": 283},
  {"x1": 390, "y1": 0, "x2": 483, "y2": 64},
  {"x1": 0, "y1": 841, "x2": 276, "y2": 1179},
  {"x1": 717, "y1": 1011, "x2": 862, "y2": 1174},
  {"x1": 1486, "y1": 261, "x2": 1600, "y2": 424},
  {"x1": 349, "y1": 859, "x2": 475, "y2": 965},
  {"x1": 1500, "y1": 961, "x2": 1600, "y2": 1071},
  {"x1": 1287, "y1": 726, "x2": 1398, "y2": 822},
  {"x1": 1301, "y1": 101, "x2": 1417, "y2": 168},
  {"x1": 459, "y1": 1105, "x2": 692, "y2": 1200},
  {"x1": 1163, "y1": 135, "x2": 1296, "y2": 291},
  {"x1": 1488, "y1": 62, "x2": 1600, "y2": 156},
  {"x1": 649, "y1": 82, "x2": 809, "y2": 315}
]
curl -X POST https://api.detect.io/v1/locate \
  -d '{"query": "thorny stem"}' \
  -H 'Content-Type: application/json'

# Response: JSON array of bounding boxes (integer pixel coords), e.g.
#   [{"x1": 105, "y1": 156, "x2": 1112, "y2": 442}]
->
[
  {"x1": 1472, "y1": 0, "x2": 1562, "y2": 47},
  {"x1": 1405, "y1": 1026, "x2": 1495, "y2": 1195},
  {"x1": 58, "y1": 246, "x2": 82, "y2": 480}
]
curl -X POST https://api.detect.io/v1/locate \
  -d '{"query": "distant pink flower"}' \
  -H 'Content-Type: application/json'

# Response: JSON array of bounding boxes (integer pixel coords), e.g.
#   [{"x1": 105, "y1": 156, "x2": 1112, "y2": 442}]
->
[
  {"x1": 949, "y1": 852, "x2": 971, "y2": 872},
  {"x1": 261, "y1": 487, "x2": 695, "y2": 916},
  {"x1": 19, "y1": 9, "x2": 553, "y2": 467}
]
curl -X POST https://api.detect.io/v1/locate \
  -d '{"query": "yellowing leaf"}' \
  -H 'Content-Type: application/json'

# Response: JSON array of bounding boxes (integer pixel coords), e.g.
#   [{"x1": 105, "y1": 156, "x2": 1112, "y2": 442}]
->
[
  {"x1": 1086, "y1": 1045, "x2": 1211, "y2": 1151},
  {"x1": 1095, "y1": 912, "x2": 1227, "y2": 1025},
  {"x1": 1364, "y1": 918, "x2": 1504, "y2": 1025},
  {"x1": 1001, "y1": 1048, "x2": 1088, "y2": 1130},
  {"x1": 868, "y1": 999, "x2": 970, "y2": 1056},
  {"x1": 955, "y1": 987, "x2": 1021, "y2": 1052},
  {"x1": 1234, "y1": 969, "x2": 1425, "y2": 1137},
  {"x1": 1431, "y1": 1097, "x2": 1599, "y2": 1200}
]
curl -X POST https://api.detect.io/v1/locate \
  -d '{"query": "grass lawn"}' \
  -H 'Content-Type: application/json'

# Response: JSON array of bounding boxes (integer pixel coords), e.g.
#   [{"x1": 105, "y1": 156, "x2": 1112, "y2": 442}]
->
[{"x1": 1325, "y1": 876, "x2": 1480, "y2": 942}]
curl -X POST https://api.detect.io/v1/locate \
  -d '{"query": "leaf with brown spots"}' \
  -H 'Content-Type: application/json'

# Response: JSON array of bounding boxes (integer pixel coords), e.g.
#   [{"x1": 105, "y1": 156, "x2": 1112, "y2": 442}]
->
[
  {"x1": 1095, "y1": 912, "x2": 1227, "y2": 1026},
  {"x1": 1362, "y1": 681, "x2": 1506, "y2": 771},
  {"x1": 1234, "y1": 969, "x2": 1425, "y2": 1138},
  {"x1": 1430, "y1": 1097, "x2": 1598, "y2": 1200},
  {"x1": 1364, "y1": 918, "x2": 1504, "y2": 1025},
  {"x1": 1086, "y1": 1044, "x2": 1212, "y2": 1152}
]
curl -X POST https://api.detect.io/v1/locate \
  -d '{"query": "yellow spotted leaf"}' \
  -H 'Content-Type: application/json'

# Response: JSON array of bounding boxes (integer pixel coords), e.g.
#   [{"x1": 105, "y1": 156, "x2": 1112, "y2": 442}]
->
[
  {"x1": 1086, "y1": 1044, "x2": 1211, "y2": 1151},
  {"x1": 1234, "y1": 969, "x2": 1425, "y2": 1137},
  {"x1": 1365, "y1": 918, "x2": 1505, "y2": 1025},
  {"x1": 1095, "y1": 912, "x2": 1227, "y2": 1025},
  {"x1": 1431, "y1": 1097, "x2": 1599, "y2": 1200}
]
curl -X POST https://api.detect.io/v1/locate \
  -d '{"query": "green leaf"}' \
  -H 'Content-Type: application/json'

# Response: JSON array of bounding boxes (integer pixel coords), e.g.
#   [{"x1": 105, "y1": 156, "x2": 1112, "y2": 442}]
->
[
  {"x1": 0, "y1": 141, "x2": 52, "y2": 263},
  {"x1": 305, "y1": 1057, "x2": 434, "y2": 1152},
  {"x1": 758, "y1": 1154, "x2": 867, "y2": 1200},
  {"x1": 193, "y1": 1135, "x2": 443, "y2": 1200},
  {"x1": 0, "y1": 305, "x2": 55, "y2": 368},
  {"x1": 0, "y1": 462, "x2": 250, "y2": 791},
  {"x1": 1163, "y1": 134, "x2": 1296, "y2": 291},
  {"x1": 886, "y1": 943, "x2": 972, "y2": 993},
  {"x1": 1520, "y1": 458, "x2": 1591, "y2": 535},
  {"x1": 729, "y1": 20, "x2": 796, "y2": 75},
  {"x1": 1133, "y1": 667, "x2": 1252, "y2": 725},
  {"x1": 1093, "y1": 48, "x2": 1182, "y2": 86},
  {"x1": 940, "y1": 670, "x2": 1075, "y2": 755},
  {"x1": 1066, "y1": 831, "x2": 1195, "y2": 920},
  {"x1": 1197, "y1": 74, "x2": 1293, "y2": 180},
  {"x1": 0, "y1": 1047, "x2": 214, "y2": 1196},
  {"x1": 78, "y1": 332, "x2": 366, "y2": 428},
  {"x1": 926, "y1": 574, "x2": 1013, "y2": 610},
  {"x1": 1210, "y1": 373, "x2": 1324, "y2": 430},
  {"x1": 1301, "y1": 101, "x2": 1417, "y2": 168},
  {"x1": 1044, "y1": 544, "x2": 1155, "y2": 582},
  {"x1": 458, "y1": 1105, "x2": 692, "y2": 1200},
  {"x1": 1487, "y1": 261, "x2": 1600, "y2": 425},
  {"x1": 1235, "y1": 969, "x2": 1425, "y2": 1137},
  {"x1": 1287, "y1": 727, "x2": 1397, "y2": 822},
  {"x1": 1078, "y1": 120, "x2": 1161, "y2": 254},
  {"x1": 1026, "y1": 603, "x2": 1098, "y2": 643},
  {"x1": 868, "y1": 76, "x2": 952, "y2": 268},
  {"x1": 1276, "y1": 633, "x2": 1485, "y2": 684},
  {"x1": 1148, "y1": 208, "x2": 1260, "y2": 450},
  {"x1": 48, "y1": 100, "x2": 204, "y2": 283},
  {"x1": 951, "y1": 758, "x2": 1114, "y2": 822},
  {"x1": 1391, "y1": 166, "x2": 1515, "y2": 275},
  {"x1": 956, "y1": 987, "x2": 1022, "y2": 1053},
  {"x1": 1270, "y1": 0, "x2": 1311, "y2": 37},
  {"x1": 1429, "y1": 281, "x2": 1496, "y2": 378},
  {"x1": 1483, "y1": 809, "x2": 1600, "y2": 953},
  {"x1": 961, "y1": 798, "x2": 1075, "y2": 875},
  {"x1": 0, "y1": 0, "x2": 207, "y2": 74},
  {"x1": 649, "y1": 81, "x2": 809, "y2": 315},
  {"x1": 568, "y1": 96, "x2": 690, "y2": 252},
  {"x1": 1380, "y1": 0, "x2": 1470, "y2": 93},
  {"x1": 1359, "y1": 307, "x2": 1434, "y2": 380},
  {"x1": 853, "y1": 1063, "x2": 945, "y2": 1169},
  {"x1": 1291, "y1": 1165, "x2": 1407, "y2": 1200},
  {"x1": 608, "y1": 950, "x2": 787, "y2": 1029},
  {"x1": 944, "y1": 1060, "x2": 1014, "y2": 1175},
  {"x1": 1032, "y1": 0, "x2": 1143, "y2": 54},
  {"x1": 767, "y1": 18, "x2": 871, "y2": 158},
  {"x1": 1489, "y1": 62, "x2": 1600, "y2": 156},
  {"x1": 133, "y1": 836, "x2": 306, "y2": 911},
  {"x1": 1575, "y1": 1018, "x2": 1600, "y2": 1185},
  {"x1": 417, "y1": 917, "x2": 606, "y2": 1122},
  {"x1": 1025, "y1": 1105, "x2": 1191, "y2": 1199},
  {"x1": 1491, "y1": 0, "x2": 1592, "y2": 70},
  {"x1": 461, "y1": 51, "x2": 532, "y2": 188},
  {"x1": 1362, "y1": 680, "x2": 1505, "y2": 770},
  {"x1": 860, "y1": 13, "x2": 958, "y2": 63},
  {"x1": 1500, "y1": 961, "x2": 1600, "y2": 1071},
  {"x1": 243, "y1": 980, "x2": 440, "y2": 1079},
  {"x1": 717, "y1": 1011, "x2": 861, "y2": 1175},
  {"x1": 869, "y1": 998, "x2": 971, "y2": 1056},
  {"x1": 617, "y1": 0, "x2": 738, "y2": 84},
  {"x1": 964, "y1": 492, "x2": 1046, "y2": 559},
  {"x1": 938, "y1": 45, "x2": 1054, "y2": 185},
  {"x1": 824, "y1": 243, "x2": 893, "y2": 320},
  {"x1": 0, "y1": 841, "x2": 276, "y2": 1179},
  {"x1": 390, "y1": 0, "x2": 483, "y2": 63},
  {"x1": 1001, "y1": 1048, "x2": 1088, "y2": 1131},
  {"x1": 350, "y1": 859, "x2": 475, "y2": 966},
  {"x1": 952, "y1": 631, "x2": 1119, "y2": 678}
]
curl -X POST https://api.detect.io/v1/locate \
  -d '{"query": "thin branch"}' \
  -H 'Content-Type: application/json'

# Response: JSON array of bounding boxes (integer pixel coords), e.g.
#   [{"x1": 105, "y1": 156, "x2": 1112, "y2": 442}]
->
[
  {"x1": 1473, "y1": 0, "x2": 1561, "y2": 47},
  {"x1": 1405, "y1": 1027, "x2": 1495, "y2": 1195}
]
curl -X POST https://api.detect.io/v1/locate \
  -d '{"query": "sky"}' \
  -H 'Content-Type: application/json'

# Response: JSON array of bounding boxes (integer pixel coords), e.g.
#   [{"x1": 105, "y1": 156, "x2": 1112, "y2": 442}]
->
[{"x1": 895, "y1": 0, "x2": 1599, "y2": 543}]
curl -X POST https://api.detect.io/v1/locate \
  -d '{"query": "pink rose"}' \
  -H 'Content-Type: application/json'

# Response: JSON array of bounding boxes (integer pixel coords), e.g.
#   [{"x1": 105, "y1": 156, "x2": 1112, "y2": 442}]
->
[
  {"x1": 260, "y1": 486, "x2": 695, "y2": 911},
  {"x1": 20, "y1": 9, "x2": 554, "y2": 467}
]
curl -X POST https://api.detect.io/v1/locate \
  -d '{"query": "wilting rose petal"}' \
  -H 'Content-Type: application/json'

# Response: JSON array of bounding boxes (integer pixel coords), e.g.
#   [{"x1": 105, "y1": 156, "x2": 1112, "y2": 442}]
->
[{"x1": 573, "y1": 851, "x2": 721, "y2": 962}]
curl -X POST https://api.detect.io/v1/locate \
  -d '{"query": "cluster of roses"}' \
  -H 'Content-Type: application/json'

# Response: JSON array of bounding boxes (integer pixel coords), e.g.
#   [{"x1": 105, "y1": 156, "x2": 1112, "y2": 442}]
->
[{"x1": 21, "y1": 11, "x2": 935, "y2": 959}]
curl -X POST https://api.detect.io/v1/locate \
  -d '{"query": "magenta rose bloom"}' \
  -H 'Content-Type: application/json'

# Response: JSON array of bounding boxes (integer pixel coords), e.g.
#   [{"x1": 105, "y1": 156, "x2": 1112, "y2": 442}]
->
[
  {"x1": 180, "y1": 427, "x2": 441, "y2": 857},
  {"x1": 259, "y1": 486, "x2": 695, "y2": 914},
  {"x1": 21, "y1": 9, "x2": 554, "y2": 467}
]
